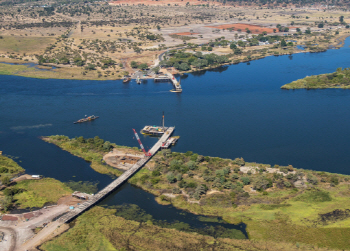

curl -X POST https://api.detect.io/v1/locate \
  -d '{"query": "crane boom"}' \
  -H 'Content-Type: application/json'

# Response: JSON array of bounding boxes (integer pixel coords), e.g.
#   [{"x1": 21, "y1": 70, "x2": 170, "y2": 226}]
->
[{"x1": 133, "y1": 129, "x2": 151, "y2": 156}]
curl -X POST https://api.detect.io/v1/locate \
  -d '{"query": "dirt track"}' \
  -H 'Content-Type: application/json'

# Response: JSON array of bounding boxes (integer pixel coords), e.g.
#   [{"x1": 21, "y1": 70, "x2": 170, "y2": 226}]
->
[
  {"x1": 0, "y1": 227, "x2": 16, "y2": 251},
  {"x1": 0, "y1": 200, "x2": 79, "y2": 251}
]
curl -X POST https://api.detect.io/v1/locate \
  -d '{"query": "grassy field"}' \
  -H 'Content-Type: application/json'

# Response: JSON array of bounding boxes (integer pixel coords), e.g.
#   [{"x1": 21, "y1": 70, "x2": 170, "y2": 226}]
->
[
  {"x1": 41, "y1": 206, "x2": 335, "y2": 251},
  {"x1": 0, "y1": 63, "x2": 123, "y2": 80},
  {"x1": 13, "y1": 178, "x2": 72, "y2": 208},
  {"x1": 0, "y1": 36, "x2": 55, "y2": 54}
]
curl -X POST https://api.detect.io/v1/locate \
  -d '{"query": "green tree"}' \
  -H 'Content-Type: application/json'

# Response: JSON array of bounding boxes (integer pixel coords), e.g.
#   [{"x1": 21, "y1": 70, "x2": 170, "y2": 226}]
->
[
  {"x1": 234, "y1": 48, "x2": 242, "y2": 55},
  {"x1": 1, "y1": 176, "x2": 10, "y2": 186},
  {"x1": 280, "y1": 39, "x2": 287, "y2": 47},
  {"x1": 230, "y1": 43, "x2": 237, "y2": 50},
  {"x1": 138, "y1": 63, "x2": 148, "y2": 70},
  {"x1": 166, "y1": 173, "x2": 176, "y2": 183},
  {"x1": 130, "y1": 61, "x2": 138, "y2": 68},
  {"x1": 241, "y1": 177, "x2": 250, "y2": 185},
  {"x1": 339, "y1": 16, "x2": 344, "y2": 23}
]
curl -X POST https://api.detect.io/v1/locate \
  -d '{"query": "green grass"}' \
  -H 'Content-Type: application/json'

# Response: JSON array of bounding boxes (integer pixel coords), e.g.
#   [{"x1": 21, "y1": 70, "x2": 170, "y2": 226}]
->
[
  {"x1": 0, "y1": 155, "x2": 24, "y2": 179},
  {"x1": 13, "y1": 178, "x2": 72, "y2": 208},
  {"x1": 294, "y1": 189, "x2": 332, "y2": 203},
  {"x1": 0, "y1": 36, "x2": 55, "y2": 53}
]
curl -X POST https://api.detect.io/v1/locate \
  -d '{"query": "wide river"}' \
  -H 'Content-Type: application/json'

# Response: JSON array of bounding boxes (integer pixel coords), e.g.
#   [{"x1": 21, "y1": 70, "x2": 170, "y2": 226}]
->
[{"x1": 1, "y1": 37, "x2": 350, "y2": 234}]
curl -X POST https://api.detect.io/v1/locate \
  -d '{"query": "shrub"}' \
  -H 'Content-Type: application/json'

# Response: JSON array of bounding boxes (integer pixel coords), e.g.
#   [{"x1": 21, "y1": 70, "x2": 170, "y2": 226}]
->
[
  {"x1": 140, "y1": 174, "x2": 150, "y2": 183},
  {"x1": 284, "y1": 181, "x2": 292, "y2": 188},
  {"x1": 0, "y1": 167, "x2": 9, "y2": 173},
  {"x1": 152, "y1": 170, "x2": 161, "y2": 177},
  {"x1": 166, "y1": 173, "x2": 176, "y2": 183},
  {"x1": 187, "y1": 182, "x2": 197, "y2": 188},
  {"x1": 186, "y1": 161, "x2": 197, "y2": 170},
  {"x1": 150, "y1": 178, "x2": 160, "y2": 185},
  {"x1": 172, "y1": 187, "x2": 181, "y2": 194},
  {"x1": 279, "y1": 166, "x2": 289, "y2": 174},
  {"x1": 307, "y1": 174, "x2": 318, "y2": 185},
  {"x1": 330, "y1": 176, "x2": 339, "y2": 186},
  {"x1": 233, "y1": 158, "x2": 245, "y2": 166},
  {"x1": 240, "y1": 177, "x2": 250, "y2": 185}
]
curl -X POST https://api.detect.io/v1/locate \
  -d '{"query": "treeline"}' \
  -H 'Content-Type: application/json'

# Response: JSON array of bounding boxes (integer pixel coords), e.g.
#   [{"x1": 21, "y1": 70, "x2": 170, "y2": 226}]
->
[
  {"x1": 0, "y1": 21, "x2": 74, "y2": 30},
  {"x1": 161, "y1": 51, "x2": 229, "y2": 71}
]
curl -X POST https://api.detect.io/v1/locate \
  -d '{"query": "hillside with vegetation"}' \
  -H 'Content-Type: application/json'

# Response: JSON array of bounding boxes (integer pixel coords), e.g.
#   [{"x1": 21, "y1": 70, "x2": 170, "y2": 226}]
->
[
  {"x1": 45, "y1": 135, "x2": 350, "y2": 250},
  {"x1": 281, "y1": 67, "x2": 350, "y2": 89}
]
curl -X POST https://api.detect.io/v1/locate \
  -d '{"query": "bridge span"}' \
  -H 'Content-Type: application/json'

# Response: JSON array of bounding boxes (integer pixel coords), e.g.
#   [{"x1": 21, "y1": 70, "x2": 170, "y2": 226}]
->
[{"x1": 59, "y1": 127, "x2": 175, "y2": 223}]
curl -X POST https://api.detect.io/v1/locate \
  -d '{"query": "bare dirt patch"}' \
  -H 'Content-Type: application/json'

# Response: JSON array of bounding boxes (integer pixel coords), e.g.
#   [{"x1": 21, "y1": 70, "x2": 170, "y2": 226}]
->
[
  {"x1": 110, "y1": 0, "x2": 223, "y2": 6},
  {"x1": 170, "y1": 32, "x2": 199, "y2": 36},
  {"x1": 206, "y1": 23, "x2": 275, "y2": 34}
]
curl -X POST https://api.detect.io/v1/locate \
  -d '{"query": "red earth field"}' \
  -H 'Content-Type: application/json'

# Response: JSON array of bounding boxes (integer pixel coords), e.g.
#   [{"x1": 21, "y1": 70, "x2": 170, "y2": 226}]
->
[{"x1": 206, "y1": 23, "x2": 276, "y2": 34}]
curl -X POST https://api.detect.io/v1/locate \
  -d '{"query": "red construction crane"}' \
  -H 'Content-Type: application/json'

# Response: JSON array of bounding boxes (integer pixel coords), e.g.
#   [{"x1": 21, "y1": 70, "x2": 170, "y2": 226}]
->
[{"x1": 132, "y1": 129, "x2": 152, "y2": 156}]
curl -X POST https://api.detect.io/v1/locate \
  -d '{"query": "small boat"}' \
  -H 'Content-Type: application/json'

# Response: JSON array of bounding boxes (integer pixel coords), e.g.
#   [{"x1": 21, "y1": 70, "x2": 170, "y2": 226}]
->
[
  {"x1": 74, "y1": 115, "x2": 99, "y2": 124},
  {"x1": 123, "y1": 76, "x2": 131, "y2": 83},
  {"x1": 136, "y1": 77, "x2": 141, "y2": 84}
]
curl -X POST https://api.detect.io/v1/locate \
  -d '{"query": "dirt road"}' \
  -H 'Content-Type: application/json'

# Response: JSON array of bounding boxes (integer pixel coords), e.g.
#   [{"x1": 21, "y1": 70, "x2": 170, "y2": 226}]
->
[
  {"x1": 0, "y1": 227, "x2": 16, "y2": 251},
  {"x1": 0, "y1": 204, "x2": 72, "y2": 251}
]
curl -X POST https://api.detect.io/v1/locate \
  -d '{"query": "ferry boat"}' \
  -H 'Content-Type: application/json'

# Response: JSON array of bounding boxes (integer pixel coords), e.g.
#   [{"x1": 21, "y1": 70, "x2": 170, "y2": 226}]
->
[
  {"x1": 73, "y1": 115, "x2": 99, "y2": 124},
  {"x1": 141, "y1": 113, "x2": 168, "y2": 136},
  {"x1": 123, "y1": 76, "x2": 131, "y2": 83}
]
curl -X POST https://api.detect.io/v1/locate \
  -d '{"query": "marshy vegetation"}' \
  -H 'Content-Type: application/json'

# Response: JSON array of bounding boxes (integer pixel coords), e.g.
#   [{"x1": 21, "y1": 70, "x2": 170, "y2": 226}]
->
[{"x1": 47, "y1": 135, "x2": 350, "y2": 250}]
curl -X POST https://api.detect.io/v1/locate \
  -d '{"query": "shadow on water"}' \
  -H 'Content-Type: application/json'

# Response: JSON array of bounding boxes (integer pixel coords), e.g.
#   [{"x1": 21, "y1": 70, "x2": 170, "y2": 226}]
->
[{"x1": 100, "y1": 183, "x2": 247, "y2": 239}]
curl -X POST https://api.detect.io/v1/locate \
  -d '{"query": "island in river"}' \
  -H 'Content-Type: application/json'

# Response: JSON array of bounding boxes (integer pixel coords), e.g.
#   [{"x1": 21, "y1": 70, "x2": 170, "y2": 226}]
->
[
  {"x1": 281, "y1": 67, "x2": 350, "y2": 89},
  {"x1": 42, "y1": 135, "x2": 350, "y2": 250}
]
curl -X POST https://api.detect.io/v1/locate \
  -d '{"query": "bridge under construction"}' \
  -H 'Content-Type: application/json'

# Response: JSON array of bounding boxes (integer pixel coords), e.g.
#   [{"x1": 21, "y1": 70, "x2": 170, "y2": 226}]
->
[{"x1": 59, "y1": 127, "x2": 175, "y2": 223}]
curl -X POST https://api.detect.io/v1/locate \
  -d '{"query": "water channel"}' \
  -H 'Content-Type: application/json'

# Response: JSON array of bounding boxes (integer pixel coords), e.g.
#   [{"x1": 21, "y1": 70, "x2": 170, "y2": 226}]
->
[{"x1": 1, "y1": 37, "x2": 350, "y2": 237}]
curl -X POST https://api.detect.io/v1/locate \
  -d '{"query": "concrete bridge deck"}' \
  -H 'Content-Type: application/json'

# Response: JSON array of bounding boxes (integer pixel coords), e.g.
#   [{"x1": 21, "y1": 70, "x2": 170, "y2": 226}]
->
[{"x1": 58, "y1": 127, "x2": 174, "y2": 223}]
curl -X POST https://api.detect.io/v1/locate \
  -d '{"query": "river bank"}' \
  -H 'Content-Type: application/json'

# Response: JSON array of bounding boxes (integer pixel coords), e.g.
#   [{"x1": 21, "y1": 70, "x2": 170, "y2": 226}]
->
[
  {"x1": 1, "y1": 32, "x2": 349, "y2": 81},
  {"x1": 44, "y1": 135, "x2": 350, "y2": 250}
]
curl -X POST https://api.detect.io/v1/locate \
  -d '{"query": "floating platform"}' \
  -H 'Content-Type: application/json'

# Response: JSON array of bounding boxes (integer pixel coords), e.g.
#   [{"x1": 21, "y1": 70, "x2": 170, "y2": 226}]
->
[
  {"x1": 73, "y1": 115, "x2": 99, "y2": 124},
  {"x1": 161, "y1": 136, "x2": 179, "y2": 149},
  {"x1": 141, "y1": 125, "x2": 168, "y2": 136}
]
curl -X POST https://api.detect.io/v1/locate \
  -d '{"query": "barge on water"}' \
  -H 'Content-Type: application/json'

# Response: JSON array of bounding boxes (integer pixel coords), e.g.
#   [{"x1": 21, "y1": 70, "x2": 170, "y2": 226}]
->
[
  {"x1": 123, "y1": 76, "x2": 131, "y2": 83},
  {"x1": 73, "y1": 115, "x2": 99, "y2": 124},
  {"x1": 161, "y1": 136, "x2": 179, "y2": 149},
  {"x1": 141, "y1": 112, "x2": 170, "y2": 136}
]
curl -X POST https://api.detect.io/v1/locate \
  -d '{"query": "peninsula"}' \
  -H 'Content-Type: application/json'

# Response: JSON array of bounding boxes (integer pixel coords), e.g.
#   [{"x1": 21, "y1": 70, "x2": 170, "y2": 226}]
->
[
  {"x1": 43, "y1": 135, "x2": 350, "y2": 250},
  {"x1": 281, "y1": 67, "x2": 350, "y2": 89}
]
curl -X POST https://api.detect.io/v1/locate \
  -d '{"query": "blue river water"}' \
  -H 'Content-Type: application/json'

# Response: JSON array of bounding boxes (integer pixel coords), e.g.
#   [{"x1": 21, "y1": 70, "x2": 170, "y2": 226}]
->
[{"x1": 1, "y1": 37, "x2": 350, "y2": 234}]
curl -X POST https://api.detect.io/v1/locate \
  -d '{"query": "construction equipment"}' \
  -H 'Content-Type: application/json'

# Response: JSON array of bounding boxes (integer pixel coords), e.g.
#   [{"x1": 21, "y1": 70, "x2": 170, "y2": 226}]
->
[{"x1": 133, "y1": 129, "x2": 152, "y2": 156}]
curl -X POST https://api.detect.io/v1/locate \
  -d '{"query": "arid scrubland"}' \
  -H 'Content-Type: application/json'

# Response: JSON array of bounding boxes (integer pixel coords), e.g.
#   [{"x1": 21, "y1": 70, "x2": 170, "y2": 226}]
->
[{"x1": 0, "y1": 0, "x2": 349, "y2": 80}]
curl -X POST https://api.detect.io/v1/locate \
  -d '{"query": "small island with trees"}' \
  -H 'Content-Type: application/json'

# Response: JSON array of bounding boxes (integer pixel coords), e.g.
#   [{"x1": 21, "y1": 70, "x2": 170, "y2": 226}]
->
[{"x1": 281, "y1": 67, "x2": 350, "y2": 89}]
